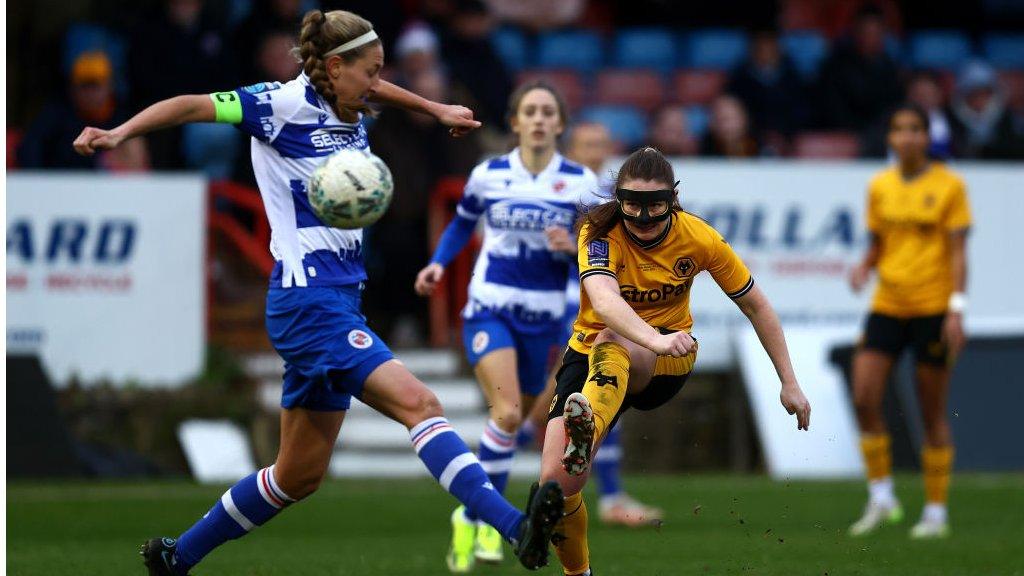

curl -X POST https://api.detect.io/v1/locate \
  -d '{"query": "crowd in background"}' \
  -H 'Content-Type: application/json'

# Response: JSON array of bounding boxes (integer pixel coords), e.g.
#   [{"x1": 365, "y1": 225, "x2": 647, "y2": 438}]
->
[{"x1": 7, "y1": 0, "x2": 1024, "y2": 343}]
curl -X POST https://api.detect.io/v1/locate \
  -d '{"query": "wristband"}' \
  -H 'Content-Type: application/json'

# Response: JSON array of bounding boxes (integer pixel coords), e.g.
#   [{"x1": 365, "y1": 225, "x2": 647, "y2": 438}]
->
[{"x1": 948, "y1": 292, "x2": 967, "y2": 314}]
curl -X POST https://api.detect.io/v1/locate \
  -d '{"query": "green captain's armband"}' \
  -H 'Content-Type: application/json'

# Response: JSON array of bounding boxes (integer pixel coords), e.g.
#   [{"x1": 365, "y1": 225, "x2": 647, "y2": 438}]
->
[{"x1": 209, "y1": 91, "x2": 243, "y2": 124}]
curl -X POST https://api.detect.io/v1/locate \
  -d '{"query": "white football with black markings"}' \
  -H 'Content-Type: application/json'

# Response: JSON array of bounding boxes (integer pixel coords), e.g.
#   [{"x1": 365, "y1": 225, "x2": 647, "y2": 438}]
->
[{"x1": 308, "y1": 148, "x2": 394, "y2": 229}]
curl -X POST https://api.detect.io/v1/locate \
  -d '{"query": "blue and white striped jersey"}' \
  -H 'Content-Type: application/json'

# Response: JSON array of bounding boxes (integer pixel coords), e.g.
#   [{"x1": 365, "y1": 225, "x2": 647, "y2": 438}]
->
[
  {"x1": 228, "y1": 73, "x2": 369, "y2": 288},
  {"x1": 456, "y1": 149, "x2": 599, "y2": 331},
  {"x1": 565, "y1": 170, "x2": 614, "y2": 307}
]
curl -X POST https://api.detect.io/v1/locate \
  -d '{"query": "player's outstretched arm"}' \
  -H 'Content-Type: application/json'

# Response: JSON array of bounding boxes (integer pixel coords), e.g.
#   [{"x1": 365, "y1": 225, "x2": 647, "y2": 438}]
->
[
  {"x1": 582, "y1": 274, "x2": 695, "y2": 357},
  {"x1": 369, "y1": 80, "x2": 481, "y2": 137},
  {"x1": 733, "y1": 285, "x2": 811, "y2": 430},
  {"x1": 849, "y1": 233, "x2": 880, "y2": 293},
  {"x1": 73, "y1": 95, "x2": 215, "y2": 156}
]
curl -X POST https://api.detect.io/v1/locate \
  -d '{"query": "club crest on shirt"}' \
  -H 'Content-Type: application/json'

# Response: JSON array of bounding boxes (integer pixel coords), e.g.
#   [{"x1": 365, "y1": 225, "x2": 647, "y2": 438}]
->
[
  {"x1": 553, "y1": 180, "x2": 566, "y2": 194},
  {"x1": 348, "y1": 329, "x2": 373, "y2": 349},
  {"x1": 472, "y1": 330, "x2": 490, "y2": 354},
  {"x1": 588, "y1": 239, "x2": 609, "y2": 267},
  {"x1": 673, "y1": 257, "x2": 695, "y2": 279}
]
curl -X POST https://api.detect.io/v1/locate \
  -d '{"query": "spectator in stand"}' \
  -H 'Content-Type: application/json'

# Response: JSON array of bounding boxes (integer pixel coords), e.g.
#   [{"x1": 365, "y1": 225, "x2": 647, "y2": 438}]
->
[
  {"x1": 949, "y1": 61, "x2": 1024, "y2": 160},
  {"x1": 433, "y1": 0, "x2": 513, "y2": 127},
  {"x1": 366, "y1": 65, "x2": 483, "y2": 345},
  {"x1": 18, "y1": 51, "x2": 148, "y2": 170},
  {"x1": 727, "y1": 28, "x2": 808, "y2": 153},
  {"x1": 700, "y1": 95, "x2": 760, "y2": 158},
  {"x1": 128, "y1": 0, "x2": 236, "y2": 169},
  {"x1": 819, "y1": 6, "x2": 903, "y2": 135},
  {"x1": 232, "y1": 0, "x2": 303, "y2": 84},
  {"x1": 648, "y1": 106, "x2": 699, "y2": 157},
  {"x1": 566, "y1": 121, "x2": 615, "y2": 185},
  {"x1": 907, "y1": 72, "x2": 956, "y2": 158},
  {"x1": 394, "y1": 22, "x2": 441, "y2": 81}
]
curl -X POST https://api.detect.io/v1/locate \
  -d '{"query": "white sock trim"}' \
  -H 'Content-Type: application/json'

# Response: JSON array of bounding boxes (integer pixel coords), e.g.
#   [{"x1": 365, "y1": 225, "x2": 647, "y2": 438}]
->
[
  {"x1": 221, "y1": 491, "x2": 255, "y2": 531},
  {"x1": 410, "y1": 417, "x2": 454, "y2": 454},
  {"x1": 439, "y1": 453, "x2": 479, "y2": 491},
  {"x1": 480, "y1": 458, "x2": 514, "y2": 474}
]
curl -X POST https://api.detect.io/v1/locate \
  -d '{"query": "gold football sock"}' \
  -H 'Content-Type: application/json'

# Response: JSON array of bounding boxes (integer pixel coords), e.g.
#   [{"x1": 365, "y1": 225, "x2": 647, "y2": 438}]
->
[
  {"x1": 581, "y1": 341, "x2": 630, "y2": 442},
  {"x1": 860, "y1": 433, "x2": 892, "y2": 481},
  {"x1": 553, "y1": 491, "x2": 589, "y2": 575},
  {"x1": 922, "y1": 445, "x2": 954, "y2": 504}
]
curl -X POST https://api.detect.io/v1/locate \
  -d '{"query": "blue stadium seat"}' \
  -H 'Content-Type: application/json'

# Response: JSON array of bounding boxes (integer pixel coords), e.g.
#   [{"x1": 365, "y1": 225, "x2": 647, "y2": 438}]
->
[
  {"x1": 780, "y1": 31, "x2": 828, "y2": 79},
  {"x1": 578, "y1": 105, "x2": 647, "y2": 147},
  {"x1": 491, "y1": 27, "x2": 529, "y2": 72},
  {"x1": 685, "y1": 106, "x2": 710, "y2": 138},
  {"x1": 983, "y1": 34, "x2": 1024, "y2": 70},
  {"x1": 537, "y1": 30, "x2": 603, "y2": 73},
  {"x1": 183, "y1": 124, "x2": 240, "y2": 180},
  {"x1": 612, "y1": 28, "x2": 677, "y2": 73},
  {"x1": 686, "y1": 29, "x2": 748, "y2": 70},
  {"x1": 909, "y1": 31, "x2": 973, "y2": 70}
]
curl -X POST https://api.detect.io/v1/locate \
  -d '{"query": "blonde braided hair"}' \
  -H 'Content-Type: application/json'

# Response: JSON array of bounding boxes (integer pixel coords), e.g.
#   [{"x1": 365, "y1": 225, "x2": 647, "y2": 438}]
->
[{"x1": 296, "y1": 10, "x2": 380, "y2": 120}]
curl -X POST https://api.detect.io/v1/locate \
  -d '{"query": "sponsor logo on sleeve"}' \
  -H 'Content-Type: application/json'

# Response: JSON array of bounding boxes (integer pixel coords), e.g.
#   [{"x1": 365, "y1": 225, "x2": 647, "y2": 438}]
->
[{"x1": 587, "y1": 239, "x2": 610, "y2": 267}]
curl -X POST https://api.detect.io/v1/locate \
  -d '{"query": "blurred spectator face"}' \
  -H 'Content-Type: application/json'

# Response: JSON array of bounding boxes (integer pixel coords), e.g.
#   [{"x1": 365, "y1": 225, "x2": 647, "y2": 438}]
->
[
  {"x1": 907, "y1": 75, "x2": 944, "y2": 111},
  {"x1": 965, "y1": 87, "x2": 996, "y2": 114},
  {"x1": 957, "y1": 61, "x2": 1000, "y2": 114},
  {"x1": 888, "y1": 109, "x2": 930, "y2": 161},
  {"x1": 567, "y1": 123, "x2": 613, "y2": 173},
  {"x1": 70, "y1": 52, "x2": 115, "y2": 124},
  {"x1": 710, "y1": 96, "x2": 749, "y2": 144},
  {"x1": 751, "y1": 32, "x2": 781, "y2": 71},
  {"x1": 854, "y1": 14, "x2": 886, "y2": 57},
  {"x1": 396, "y1": 25, "x2": 440, "y2": 79},
  {"x1": 648, "y1": 107, "x2": 696, "y2": 156},
  {"x1": 409, "y1": 68, "x2": 447, "y2": 109},
  {"x1": 257, "y1": 32, "x2": 301, "y2": 82},
  {"x1": 167, "y1": 0, "x2": 202, "y2": 28},
  {"x1": 511, "y1": 88, "x2": 564, "y2": 151}
]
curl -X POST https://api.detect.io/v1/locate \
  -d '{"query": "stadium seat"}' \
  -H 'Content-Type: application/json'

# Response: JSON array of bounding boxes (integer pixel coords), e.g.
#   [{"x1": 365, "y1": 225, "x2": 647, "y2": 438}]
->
[
  {"x1": 685, "y1": 106, "x2": 710, "y2": 138},
  {"x1": 685, "y1": 29, "x2": 748, "y2": 70},
  {"x1": 595, "y1": 69, "x2": 666, "y2": 112},
  {"x1": 612, "y1": 28, "x2": 678, "y2": 73},
  {"x1": 8, "y1": 128, "x2": 22, "y2": 169},
  {"x1": 909, "y1": 31, "x2": 973, "y2": 70},
  {"x1": 578, "y1": 105, "x2": 648, "y2": 147},
  {"x1": 983, "y1": 34, "x2": 1024, "y2": 70},
  {"x1": 670, "y1": 70, "x2": 726, "y2": 106},
  {"x1": 792, "y1": 132, "x2": 860, "y2": 159},
  {"x1": 491, "y1": 27, "x2": 529, "y2": 72},
  {"x1": 516, "y1": 69, "x2": 587, "y2": 112},
  {"x1": 182, "y1": 123, "x2": 240, "y2": 179},
  {"x1": 998, "y1": 71, "x2": 1024, "y2": 111},
  {"x1": 536, "y1": 29, "x2": 603, "y2": 73},
  {"x1": 780, "y1": 31, "x2": 828, "y2": 79}
]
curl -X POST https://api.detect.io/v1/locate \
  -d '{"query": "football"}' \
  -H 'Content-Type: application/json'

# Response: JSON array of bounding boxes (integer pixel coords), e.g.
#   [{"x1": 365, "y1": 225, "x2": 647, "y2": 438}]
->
[{"x1": 308, "y1": 148, "x2": 394, "y2": 229}]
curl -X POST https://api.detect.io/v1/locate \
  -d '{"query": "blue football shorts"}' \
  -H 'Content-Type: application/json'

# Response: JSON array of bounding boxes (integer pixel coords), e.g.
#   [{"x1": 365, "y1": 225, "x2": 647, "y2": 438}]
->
[
  {"x1": 462, "y1": 313, "x2": 563, "y2": 396},
  {"x1": 265, "y1": 284, "x2": 394, "y2": 411}
]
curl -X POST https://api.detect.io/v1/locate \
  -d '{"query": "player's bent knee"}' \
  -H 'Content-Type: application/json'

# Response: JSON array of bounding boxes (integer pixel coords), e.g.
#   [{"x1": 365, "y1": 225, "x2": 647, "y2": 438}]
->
[
  {"x1": 274, "y1": 466, "x2": 327, "y2": 500},
  {"x1": 490, "y1": 405, "x2": 522, "y2": 433},
  {"x1": 593, "y1": 328, "x2": 625, "y2": 346},
  {"x1": 397, "y1": 385, "x2": 444, "y2": 427}
]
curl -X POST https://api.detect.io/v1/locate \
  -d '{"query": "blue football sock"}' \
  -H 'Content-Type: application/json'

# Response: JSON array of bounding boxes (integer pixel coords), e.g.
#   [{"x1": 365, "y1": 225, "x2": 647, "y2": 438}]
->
[
  {"x1": 466, "y1": 419, "x2": 516, "y2": 522},
  {"x1": 516, "y1": 419, "x2": 537, "y2": 448},
  {"x1": 174, "y1": 466, "x2": 294, "y2": 573},
  {"x1": 594, "y1": 423, "x2": 624, "y2": 498},
  {"x1": 410, "y1": 417, "x2": 525, "y2": 541}
]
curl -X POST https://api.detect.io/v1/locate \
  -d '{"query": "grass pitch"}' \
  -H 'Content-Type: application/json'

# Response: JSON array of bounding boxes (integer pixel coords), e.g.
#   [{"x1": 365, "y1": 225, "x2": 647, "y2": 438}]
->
[{"x1": 7, "y1": 474, "x2": 1023, "y2": 575}]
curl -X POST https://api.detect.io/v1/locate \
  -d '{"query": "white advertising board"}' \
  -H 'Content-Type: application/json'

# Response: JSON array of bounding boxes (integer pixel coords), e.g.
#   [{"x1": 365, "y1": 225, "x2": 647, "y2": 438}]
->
[
  {"x1": 7, "y1": 173, "x2": 207, "y2": 386},
  {"x1": 655, "y1": 160, "x2": 1024, "y2": 369}
]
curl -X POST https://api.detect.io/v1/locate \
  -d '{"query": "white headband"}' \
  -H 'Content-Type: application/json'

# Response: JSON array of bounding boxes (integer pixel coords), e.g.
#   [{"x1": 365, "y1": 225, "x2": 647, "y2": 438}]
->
[{"x1": 324, "y1": 30, "x2": 379, "y2": 57}]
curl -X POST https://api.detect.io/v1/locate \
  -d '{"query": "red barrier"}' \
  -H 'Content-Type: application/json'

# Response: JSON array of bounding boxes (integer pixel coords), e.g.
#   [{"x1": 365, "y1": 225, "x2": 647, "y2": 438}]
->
[
  {"x1": 427, "y1": 176, "x2": 478, "y2": 348},
  {"x1": 208, "y1": 180, "x2": 273, "y2": 276}
]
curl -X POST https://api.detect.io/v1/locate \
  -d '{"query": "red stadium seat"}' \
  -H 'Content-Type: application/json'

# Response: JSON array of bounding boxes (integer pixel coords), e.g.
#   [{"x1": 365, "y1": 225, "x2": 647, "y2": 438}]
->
[
  {"x1": 516, "y1": 69, "x2": 588, "y2": 113},
  {"x1": 670, "y1": 70, "x2": 727, "y2": 106},
  {"x1": 8, "y1": 128, "x2": 22, "y2": 169},
  {"x1": 999, "y1": 71, "x2": 1024, "y2": 112},
  {"x1": 793, "y1": 132, "x2": 860, "y2": 159},
  {"x1": 595, "y1": 69, "x2": 666, "y2": 112}
]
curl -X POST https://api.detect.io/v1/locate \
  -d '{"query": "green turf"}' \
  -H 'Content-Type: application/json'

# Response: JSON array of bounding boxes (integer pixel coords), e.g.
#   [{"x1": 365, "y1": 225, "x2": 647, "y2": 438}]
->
[{"x1": 7, "y1": 474, "x2": 1024, "y2": 575}]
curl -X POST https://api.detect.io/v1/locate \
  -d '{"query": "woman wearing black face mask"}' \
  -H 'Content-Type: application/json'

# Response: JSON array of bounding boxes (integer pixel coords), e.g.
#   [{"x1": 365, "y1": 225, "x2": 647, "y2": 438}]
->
[{"x1": 537, "y1": 147, "x2": 812, "y2": 576}]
